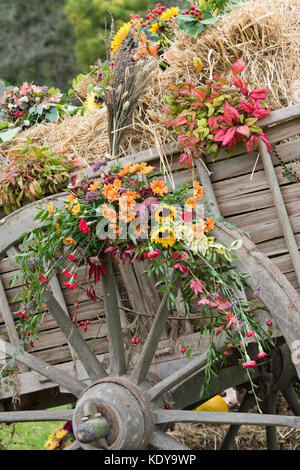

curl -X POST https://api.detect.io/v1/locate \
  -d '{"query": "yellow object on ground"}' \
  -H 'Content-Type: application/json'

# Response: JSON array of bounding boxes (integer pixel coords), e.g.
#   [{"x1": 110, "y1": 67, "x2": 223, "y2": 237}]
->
[{"x1": 195, "y1": 395, "x2": 228, "y2": 412}]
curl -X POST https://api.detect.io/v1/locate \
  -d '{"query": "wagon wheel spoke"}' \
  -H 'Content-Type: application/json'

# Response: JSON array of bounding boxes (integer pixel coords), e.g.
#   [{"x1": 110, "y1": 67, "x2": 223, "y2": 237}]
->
[
  {"x1": 149, "y1": 430, "x2": 190, "y2": 450},
  {"x1": 45, "y1": 292, "x2": 107, "y2": 380},
  {"x1": 100, "y1": 254, "x2": 126, "y2": 376},
  {"x1": 129, "y1": 278, "x2": 180, "y2": 386},
  {"x1": 220, "y1": 391, "x2": 255, "y2": 450},
  {"x1": 153, "y1": 409, "x2": 300, "y2": 429},
  {"x1": 0, "y1": 338, "x2": 84, "y2": 397},
  {"x1": 0, "y1": 409, "x2": 74, "y2": 423},
  {"x1": 280, "y1": 383, "x2": 300, "y2": 416},
  {"x1": 264, "y1": 388, "x2": 278, "y2": 450}
]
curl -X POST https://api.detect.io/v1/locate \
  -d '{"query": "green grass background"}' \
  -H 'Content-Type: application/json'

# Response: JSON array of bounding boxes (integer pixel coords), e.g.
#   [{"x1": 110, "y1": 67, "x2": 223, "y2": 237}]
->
[{"x1": 0, "y1": 405, "x2": 72, "y2": 450}]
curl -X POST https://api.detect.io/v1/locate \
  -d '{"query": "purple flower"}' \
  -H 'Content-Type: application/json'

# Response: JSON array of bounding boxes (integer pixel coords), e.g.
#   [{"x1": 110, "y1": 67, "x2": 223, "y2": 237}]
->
[
  {"x1": 92, "y1": 161, "x2": 107, "y2": 173},
  {"x1": 63, "y1": 421, "x2": 73, "y2": 433},
  {"x1": 85, "y1": 191, "x2": 100, "y2": 202},
  {"x1": 28, "y1": 258, "x2": 39, "y2": 267}
]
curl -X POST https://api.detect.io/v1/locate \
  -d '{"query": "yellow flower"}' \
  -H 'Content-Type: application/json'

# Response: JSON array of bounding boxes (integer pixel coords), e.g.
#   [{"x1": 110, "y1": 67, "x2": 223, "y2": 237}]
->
[
  {"x1": 150, "y1": 226, "x2": 176, "y2": 248},
  {"x1": 84, "y1": 91, "x2": 101, "y2": 111},
  {"x1": 150, "y1": 7, "x2": 180, "y2": 34},
  {"x1": 47, "y1": 440, "x2": 60, "y2": 450},
  {"x1": 155, "y1": 204, "x2": 176, "y2": 223},
  {"x1": 63, "y1": 237, "x2": 76, "y2": 245},
  {"x1": 47, "y1": 202, "x2": 55, "y2": 216},
  {"x1": 71, "y1": 204, "x2": 81, "y2": 215},
  {"x1": 111, "y1": 21, "x2": 136, "y2": 52},
  {"x1": 88, "y1": 181, "x2": 101, "y2": 192},
  {"x1": 56, "y1": 429, "x2": 68, "y2": 440}
]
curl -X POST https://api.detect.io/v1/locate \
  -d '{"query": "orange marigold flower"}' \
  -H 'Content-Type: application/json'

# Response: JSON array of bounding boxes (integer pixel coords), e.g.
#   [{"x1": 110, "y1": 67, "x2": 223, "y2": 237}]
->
[
  {"x1": 122, "y1": 191, "x2": 140, "y2": 201},
  {"x1": 204, "y1": 217, "x2": 215, "y2": 232},
  {"x1": 47, "y1": 202, "x2": 55, "y2": 216},
  {"x1": 117, "y1": 163, "x2": 131, "y2": 178},
  {"x1": 88, "y1": 181, "x2": 101, "y2": 192},
  {"x1": 67, "y1": 194, "x2": 75, "y2": 203},
  {"x1": 193, "y1": 180, "x2": 203, "y2": 200},
  {"x1": 103, "y1": 184, "x2": 120, "y2": 203},
  {"x1": 128, "y1": 163, "x2": 141, "y2": 174},
  {"x1": 102, "y1": 204, "x2": 118, "y2": 223},
  {"x1": 150, "y1": 179, "x2": 168, "y2": 197},
  {"x1": 113, "y1": 179, "x2": 122, "y2": 189},
  {"x1": 139, "y1": 164, "x2": 155, "y2": 175},
  {"x1": 71, "y1": 204, "x2": 81, "y2": 215},
  {"x1": 185, "y1": 197, "x2": 196, "y2": 209}
]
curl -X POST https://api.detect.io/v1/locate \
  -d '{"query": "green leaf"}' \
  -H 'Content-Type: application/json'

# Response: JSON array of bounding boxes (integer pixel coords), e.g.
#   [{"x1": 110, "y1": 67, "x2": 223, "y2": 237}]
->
[{"x1": 0, "y1": 126, "x2": 22, "y2": 142}]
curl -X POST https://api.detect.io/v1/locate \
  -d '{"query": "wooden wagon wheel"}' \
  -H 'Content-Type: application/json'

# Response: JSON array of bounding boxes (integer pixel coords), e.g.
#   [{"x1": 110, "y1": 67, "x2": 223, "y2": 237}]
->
[{"x1": 0, "y1": 199, "x2": 300, "y2": 450}]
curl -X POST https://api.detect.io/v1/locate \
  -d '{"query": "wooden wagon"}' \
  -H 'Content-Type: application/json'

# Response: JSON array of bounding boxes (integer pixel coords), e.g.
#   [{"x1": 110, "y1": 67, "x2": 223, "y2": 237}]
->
[{"x1": 0, "y1": 104, "x2": 299, "y2": 450}]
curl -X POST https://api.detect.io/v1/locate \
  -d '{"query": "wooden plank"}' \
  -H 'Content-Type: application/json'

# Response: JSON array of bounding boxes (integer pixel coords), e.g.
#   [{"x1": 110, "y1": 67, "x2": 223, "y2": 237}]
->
[
  {"x1": 219, "y1": 183, "x2": 300, "y2": 217},
  {"x1": 0, "y1": 339, "x2": 85, "y2": 397},
  {"x1": 258, "y1": 103, "x2": 300, "y2": 128},
  {"x1": 257, "y1": 234, "x2": 300, "y2": 258},
  {"x1": 0, "y1": 409, "x2": 74, "y2": 423},
  {"x1": 259, "y1": 140, "x2": 300, "y2": 286}
]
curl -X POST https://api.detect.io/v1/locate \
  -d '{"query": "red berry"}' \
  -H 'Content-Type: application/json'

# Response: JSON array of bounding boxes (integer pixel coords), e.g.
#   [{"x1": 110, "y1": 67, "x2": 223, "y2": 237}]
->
[
  {"x1": 142, "y1": 23, "x2": 146, "y2": 27},
  {"x1": 83, "y1": 326, "x2": 87, "y2": 332},
  {"x1": 165, "y1": 404, "x2": 171, "y2": 409},
  {"x1": 157, "y1": 10, "x2": 162, "y2": 14},
  {"x1": 267, "y1": 320, "x2": 272, "y2": 326},
  {"x1": 135, "y1": 338, "x2": 140, "y2": 344},
  {"x1": 181, "y1": 346, "x2": 186, "y2": 354},
  {"x1": 131, "y1": 337, "x2": 136, "y2": 343},
  {"x1": 161, "y1": 6, "x2": 166, "y2": 11},
  {"x1": 190, "y1": 11, "x2": 194, "y2": 15},
  {"x1": 79, "y1": 321, "x2": 84, "y2": 326},
  {"x1": 147, "y1": 9, "x2": 151, "y2": 13},
  {"x1": 145, "y1": 15, "x2": 150, "y2": 19},
  {"x1": 191, "y1": 5, "x2": 195, "y2": 10},
  {"x1": 86, "y1": 320, "x2": 90, "y2": 325},
  {"x1": 106, "y1": 336, "x2": 109, "y2": 342}
]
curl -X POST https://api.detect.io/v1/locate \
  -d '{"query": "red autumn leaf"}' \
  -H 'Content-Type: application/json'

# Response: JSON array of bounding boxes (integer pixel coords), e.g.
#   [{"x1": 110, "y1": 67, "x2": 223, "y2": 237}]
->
[
  {"x1": 192, "y1": 88, "x2": 207, "y2": 101},
  {"x1": 232, "y1": 58, "x2": 246, "y2": 75},
  {"x1": 258, "y1": 132, "x2": 272, "y2": 153},
  {"x1": 222, "y1": 127, "x2": 236, "y2": 147},
  {"x1": 214, "y1": 129, "x2": 227, "y2": 142},
  {"x1": 236, "y1": 125, "x2": 250, "y2": 138},
  {"x1": 239, "y1": 100, "x2": 254, "y2": 114},
  {"x1": 232, "y1": 76, "x2": 248, "y2": 88},
  {"x1": 223, "y1": 101, "x2": 239, "y2": 126},
  {"x1": 246, "y1": 135, "x2": 259, "y2": 153},
  {"x1": 249, "y1": 88, "x2": 270, "y2": 101}
]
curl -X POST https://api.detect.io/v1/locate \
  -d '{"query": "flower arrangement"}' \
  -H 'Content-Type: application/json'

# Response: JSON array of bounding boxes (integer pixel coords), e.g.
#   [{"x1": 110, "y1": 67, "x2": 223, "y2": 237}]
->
[
  {"x1": 0, "y1": 82, "x2": 63, "y2": 128},
  {"x1": 0, "y1": 139, "x2": 80, "y2": 214},
  {"x1": 163, "y1": 58, "x2": 272, "y2": 166},
  {"x1": 45, "y1": 421, "x2": 74, "y2": 450},
  {"x1": 13, "y1": 160, "x2": 272, "y2": 388}
]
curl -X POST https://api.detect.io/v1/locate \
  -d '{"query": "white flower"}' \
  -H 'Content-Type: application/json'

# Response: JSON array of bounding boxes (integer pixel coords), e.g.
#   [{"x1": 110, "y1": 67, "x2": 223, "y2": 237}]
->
[
  {"x1": 23, "y1": 120, "x2": 30, "y2": 127},
  {"x1": 20, "y1": 96, "x2": 29, "y2": 103}
]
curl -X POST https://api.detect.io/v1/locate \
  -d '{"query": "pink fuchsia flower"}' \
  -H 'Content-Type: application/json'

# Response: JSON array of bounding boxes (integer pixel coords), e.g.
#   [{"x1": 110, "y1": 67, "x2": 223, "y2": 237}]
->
[
  {"x1": 67, "y1": 254, "x2": 77, "y2": 262},
  {"x1": 198, "y1": 298, "x2": 217, "y2": 307},
  {"x1": 232, "y1": 58, "x2": 246, "y2": 75},
  {"x1": 79, "y1": 219, "x2": 90, "y2": 233},
  {"x1": 38, "y1": 273, "x2": 49, "y2": 283},
  {"x1": 258, "y1": 351, "x2": 267, "y2": 359},
  {"x1": 190, "y1": 279, "x2": 205, "y2": 296},
  {"x1": 246, "y1": 330, "x2": 254, "y2": 337},
  {"x1": 242, "y1": 360, "x2": 257, "y2": 369},
  {"x1": 144, "y1": 249, "x2": 160, "y2": 258}
]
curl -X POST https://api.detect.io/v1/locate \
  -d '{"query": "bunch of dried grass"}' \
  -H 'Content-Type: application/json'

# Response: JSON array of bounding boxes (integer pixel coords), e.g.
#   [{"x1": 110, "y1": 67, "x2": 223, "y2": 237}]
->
[{"x1": 168, "y1": 423, "x2": 300, "y2": 450}]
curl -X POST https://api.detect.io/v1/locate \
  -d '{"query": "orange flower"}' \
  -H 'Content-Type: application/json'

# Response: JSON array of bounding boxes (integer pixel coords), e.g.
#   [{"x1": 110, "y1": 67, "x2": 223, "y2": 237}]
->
[
  {"x1": 193, "y1": 221, "x2": 205, "y2": 238},
  {"x1": 117, "y1": 163, "x2": 131, "y2": 178},
  {"x1": 128, "y1": 163, "x2": 141, "y2": 174},
  {"x1": 122, "y1": 191, "x2": 140, "y2": 201},
  {"x1": 55, "y1": 221, "x2": 61, "y2": 232},
  {"x1": 185, "y1": 197, "x2": 196, "y2": 209},
  {"x1": 133, "y1": 32, "x2": 159, "y2": 61},
  {"x1": 47, "y1": 202, "x2": 55, "y2": 216},
  {"x1": 113, "y1": 179, "x2": 122, "y2": 189},
  {"x1": 139, "y1": 164, "x2": 155, "y2": 175},
  {"x1": 71, "y1": 204, "x2": 81, "y2": 215},
  {"x1": 102, "y1": 204, "x2": 118, "y2": 223},
  {"x1": 103, "y1": 184, "x2": 120, "y2": 203},
  {"x1": 193, "y1": 180, "x2": 203, "y2": 200},
  {"x1": 67, "y1": 194, "x2": 75, "y2": 203},
  {"x1": 204, "y1": 217, "x2": 215, "y2": 232},
  {"x1": 88, "y1": 181, "x2": 101, "y2": 192},
  {"x1": 150, "y1": 179, "x2": 168, "y2": 197}
]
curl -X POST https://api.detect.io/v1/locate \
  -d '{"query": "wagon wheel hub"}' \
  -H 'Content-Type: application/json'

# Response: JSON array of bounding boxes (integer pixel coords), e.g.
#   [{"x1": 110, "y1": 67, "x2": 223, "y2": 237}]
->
[{"x1": 73, "y1": 377, "x2": 156, "y2": 450}]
